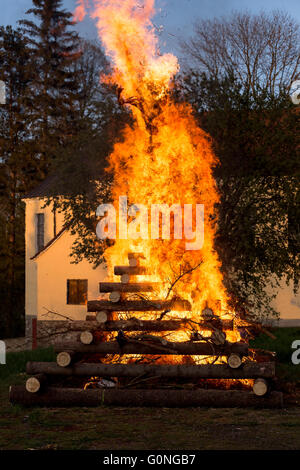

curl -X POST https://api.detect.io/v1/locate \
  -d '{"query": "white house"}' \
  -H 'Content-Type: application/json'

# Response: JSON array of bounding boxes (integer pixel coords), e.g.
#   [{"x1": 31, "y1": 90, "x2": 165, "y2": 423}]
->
[
  {"x1": 23, "y1": 176, "x2": 108, "y2": 341},
  {"x1": 23, "y1": 176, "x2": 300, "y2": 343}
]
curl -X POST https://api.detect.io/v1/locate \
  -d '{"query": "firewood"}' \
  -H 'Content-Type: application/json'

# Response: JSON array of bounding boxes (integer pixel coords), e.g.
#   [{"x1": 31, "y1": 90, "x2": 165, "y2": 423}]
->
[
  {"x1": 120, "y1": 274, "x2": 130, "y2": 283},
  {"x1": 81, "y1": 318, "x2": 234, "y2": 331},
  {"x1": 26, "y1": 361, "x2": 275, "y2": 379},
  {"x1": 96, "y1": 311, "x2": 108, "y2": 323},
  {"x1": 87, "y1": 298, "x2": 192, "y2": 312},
  {"x1": 253, "y1": 378, "x2": 269, "y2": 396},
  {"x1": 25, "y1": 374, "x2": 46, "y2": 393},
  {"x1": 86, "y1": 315, "x2": 96, "y2": 321},
  {"x1": 202, "y1": 307, "x2": 214, "y2": 320},
  {"x1": 79, "y1": 331, "x2": 94, "y2": 345},
  {"x1": 125, "y1": 337, "x2": 178, "y2": 354},
  {"x1": 56, "y1": 351, "x2": 75, "y2": 367},
  {"x1": 128, "y1": 252, "x2": 145, "y2": 260},
  {"x1": 210, "y1": 330, "x2": 226, "y2": 346},
  {"x1": 84, "y1": 318, "x2": 185, "y2": 330},
  {"x1": 9, "y1": 386, "x2": 283, "y2": 408},
  {"x1": 53, "y1": 339, "x2": 249, "y2": 356},
  {"x1": 251, "y1": 348, "x2": 276, "y2": 359},
  {"x1": 84, "y1": 318, "x2": 186, "y2": 331},
  {"x1": 109, "y1": 291, "x2": 121, "y2": 303},
  {"x1": 260, "y1": 328, "x2": 277, "y2": 340},
  {"x1": 100, "y1": 282, "x2": 159, "y2": 293},
  {"x1": 128, "y1": 258, "x2": 138, "y2": 267},
  {"x1": 134, "y1": 334, "x2": 168, "y2": 346},
  {"x1": 227, "y1": 353, "x2": 242, "y2": 369},
  {"x1": 242, "y1": 318, "x2": 277, "y2": 340},
  {"x1": 114, "y1": 266, "x2": 148, "y2": 275}
]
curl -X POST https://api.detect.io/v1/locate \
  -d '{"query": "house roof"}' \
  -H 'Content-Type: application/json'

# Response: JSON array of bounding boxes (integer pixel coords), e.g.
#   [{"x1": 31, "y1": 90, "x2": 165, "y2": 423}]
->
[
  {"x1": 30, "y1": 226, "x2": 67, "y2": 260},
  {"x1": 23, "y1": 173, "x2": 63, "y2": 199}
]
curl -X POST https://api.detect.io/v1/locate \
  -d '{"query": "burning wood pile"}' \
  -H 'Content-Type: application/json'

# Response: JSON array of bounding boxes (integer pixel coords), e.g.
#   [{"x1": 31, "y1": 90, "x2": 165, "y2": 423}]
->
[
  {"x1": 10, "y1": 253, "x2": 283, "y2": 408},
  {"x1": 9, "y1": 1, "x2": 283, "y2": 408}
]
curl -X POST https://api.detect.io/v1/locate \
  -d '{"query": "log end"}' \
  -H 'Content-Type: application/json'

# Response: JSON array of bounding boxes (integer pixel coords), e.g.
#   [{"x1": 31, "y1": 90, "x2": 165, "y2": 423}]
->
[
  {"x1": 57, "y1": 351, "x2": 73, "y2": 367},
  {"x1": 80, "y1": 331, "x2": 94, "y2": 345},
  {"x1": 227, "y1": 353, "x2": 242, "y2": 369},
  {"x1": 25, "y1": 377, "x2": 41, "y2": 393},
  {"x1": 109, "y1": 291, "x2": 121, "y2": 303},
  {"x1": 253, "y1": 378, "x2": 269, "y2": 396},
  {"x1": 121, "y1": 274, "x2": 130, "y2": 284},
  {"x1": 96, "y1": 311, "x2": 108, "y2": 323}
]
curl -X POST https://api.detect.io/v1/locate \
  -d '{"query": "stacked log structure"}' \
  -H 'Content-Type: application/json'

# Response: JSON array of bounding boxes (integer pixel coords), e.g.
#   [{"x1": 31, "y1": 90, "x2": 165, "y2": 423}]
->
[{"x1": 10, "y1": 252, "x2": 282, "y2": 408}]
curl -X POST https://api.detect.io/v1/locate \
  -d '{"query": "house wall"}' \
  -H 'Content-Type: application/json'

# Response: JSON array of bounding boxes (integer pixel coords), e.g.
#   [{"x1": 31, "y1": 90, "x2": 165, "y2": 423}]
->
[
  {"x1": 36, "y1": 229, "x2": 107, "y2": 320},
  {"x1": 24, "y1": 197, "x2": 108, "y2": 344},
  {"x1": 25, "y1": 198, "x2": 53, "y2": 321},
  {"x1": 270, "y1": 279, "x2": 300, "y2": 326}
]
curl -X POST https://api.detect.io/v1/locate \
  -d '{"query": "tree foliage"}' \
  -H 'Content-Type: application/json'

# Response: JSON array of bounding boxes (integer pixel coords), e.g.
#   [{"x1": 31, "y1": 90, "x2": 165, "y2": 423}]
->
[
  {"x1": 0, "y1": 26, "x2": 35, "y2": 336},
  {"x1": 174, "y1": 71, "x2": 299, "y2": 319},
  {"x1": 19, "y1": 0, "x2": 82, "y2": 170}
]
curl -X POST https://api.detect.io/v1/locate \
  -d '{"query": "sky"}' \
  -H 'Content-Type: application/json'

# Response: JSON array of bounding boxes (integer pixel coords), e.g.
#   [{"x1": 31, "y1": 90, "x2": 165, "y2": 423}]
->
[{"x1": 2, "y1": 0, "x2": 300, "y2": 57}]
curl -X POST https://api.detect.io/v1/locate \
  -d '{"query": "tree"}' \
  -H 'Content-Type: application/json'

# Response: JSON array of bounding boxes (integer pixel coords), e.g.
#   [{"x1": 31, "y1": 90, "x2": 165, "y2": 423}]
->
[
  {"x1": 174, "y1": 71, "x2": 299, "y2": 320},
  {"x1": 19, "y1": 0, "x2": 82, "y2": 171},
  {"x1": 0, "y1": 26, "x2": 38, "y2": 337},
  {"x1": 181, "y1": 10, "x2": 300, "y2": 95}
]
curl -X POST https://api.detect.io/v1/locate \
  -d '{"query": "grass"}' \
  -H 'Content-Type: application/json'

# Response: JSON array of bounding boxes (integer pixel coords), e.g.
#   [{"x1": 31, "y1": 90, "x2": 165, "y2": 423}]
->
[
  {"x1": 0, "y1": 347, "x2": 55, "y2": 382},
  {"x1": 0, "y1": 329, "x2": 299, "y2": 450},
  {"x1": 250, "y1": 327, "x2": 300, "y2": 363},
  {"x1": 250, "y1": 327, "x2": 300, "y2": 383}
]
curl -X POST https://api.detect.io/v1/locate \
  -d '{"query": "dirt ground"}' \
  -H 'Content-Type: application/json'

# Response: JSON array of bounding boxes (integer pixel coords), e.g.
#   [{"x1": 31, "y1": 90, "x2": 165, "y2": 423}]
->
[{"x1": 1, "y1": 374, "x2": 300, "y2": 450}]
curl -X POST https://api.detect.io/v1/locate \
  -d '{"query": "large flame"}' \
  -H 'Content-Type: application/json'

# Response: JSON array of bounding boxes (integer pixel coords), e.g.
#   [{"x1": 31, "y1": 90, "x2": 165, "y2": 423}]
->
[{"x1": 75, "y1": 0, "x2": 240, "y2": 344}]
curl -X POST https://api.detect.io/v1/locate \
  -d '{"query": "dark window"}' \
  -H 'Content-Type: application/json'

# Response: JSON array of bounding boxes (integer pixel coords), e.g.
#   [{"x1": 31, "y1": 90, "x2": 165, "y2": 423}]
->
[
  {"x1": 67, "y1": 280, "x2": 88, "y2": 305},
  {"x1": 36, "y1": 213, "x2": 44, "y2": 252}
]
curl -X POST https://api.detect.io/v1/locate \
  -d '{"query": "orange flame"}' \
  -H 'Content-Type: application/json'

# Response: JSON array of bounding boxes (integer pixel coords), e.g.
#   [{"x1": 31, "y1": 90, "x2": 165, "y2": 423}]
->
[
  {"x1": 73, "y1": 0, "x2": 89, "y2": 22},
  {"x1": 78, "y1": 0, "x2": 241, "y2": 344}
]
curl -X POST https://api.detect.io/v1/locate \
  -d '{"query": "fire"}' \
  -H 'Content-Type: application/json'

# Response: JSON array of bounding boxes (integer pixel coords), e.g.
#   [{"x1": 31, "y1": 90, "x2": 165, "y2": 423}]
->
[{"x1": 76, "y1": 0, "x2": 241, "y2": 346}]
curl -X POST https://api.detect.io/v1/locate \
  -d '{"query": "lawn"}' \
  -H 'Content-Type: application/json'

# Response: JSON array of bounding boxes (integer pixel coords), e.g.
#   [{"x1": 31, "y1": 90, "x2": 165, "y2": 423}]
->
[{"x1": 0, "y1": 328, "x2": 300, "y2": 450}]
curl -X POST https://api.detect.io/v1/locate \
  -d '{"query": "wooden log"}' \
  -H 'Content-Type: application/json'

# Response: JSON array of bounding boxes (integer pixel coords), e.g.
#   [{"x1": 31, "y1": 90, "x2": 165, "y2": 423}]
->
[
  {"x1": 56, "y1": 351, "x2": 75, "y2": 367},
  {"x1": 26, "y1": 361, "x2": 273, "y2": 379},
  {"x1": 84, "y1": 318, "x2": 184, "y2": 330},
  {"x1": 253, "y1": 378, "x2": 269, "y2": 396},
  {"x1": 227, "y1": 353, "x2": 242, "y2": 369},
  {"x1": 82, "y1": 318, "x2": 235, "y2": 331},
  {"x1": 96, "y1": 311, "x2": 108, "y2": 323},
  {"x1": 87, "y1": 299, "x2": 192, "y2": 312},
  {"x1": 114, "y1": 266, "x2": 149, "y2": 275},
  {"x1": 9, "y1": 386, "x2": 283, "y2": 408},
  {"x1": 109, "y1": 291, "x2": 121, "y2": 303},
  {"x1": 34, "y1": 319, "x2": 225, "y2": 333},
  {"x1": 129, "y1": 258, "x2": 139, "y2": 267},
  {"x1": 86, "y1": 315, "x2": 96, "y2": 321},
  {"x1": 128, "y1": 253, "x2": 145, "y2": 267},
  {"x1": 120, "y1": 274, "x2": 130, "y2": 284},
  {"x1": 25, "y1": 374, "x2": 46, "y2": 393},
  {"x1": 202, "y1": 307, "x2": 214, "y2": 320},
  {"x1": 53, "y1": 339, "x2": 249, "y2": 356},
  {"x1": 79, "y1": 331, "x2": 94, "y2": 345},
  {"x1": 124, "y1": 337, "x2": 177, "y2": 354},
  {"x1": 38, "y1": 317, "x2": 235, "y2": 332},
  {"x1": 128, "y1": 252, "x2": 145, "y2": 259},
  {"x1": 99, "y1": 282, "x2": 160, "y2": 293},
  {"x1": 211, "y1": 330, "x2": 227, "y2": 346}
]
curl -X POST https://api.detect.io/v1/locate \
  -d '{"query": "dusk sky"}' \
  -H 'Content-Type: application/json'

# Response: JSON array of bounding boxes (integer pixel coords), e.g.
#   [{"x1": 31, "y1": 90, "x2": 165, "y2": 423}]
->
[{"x1": 2, "y1": 0, "x2": 300, "y2": 58}]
